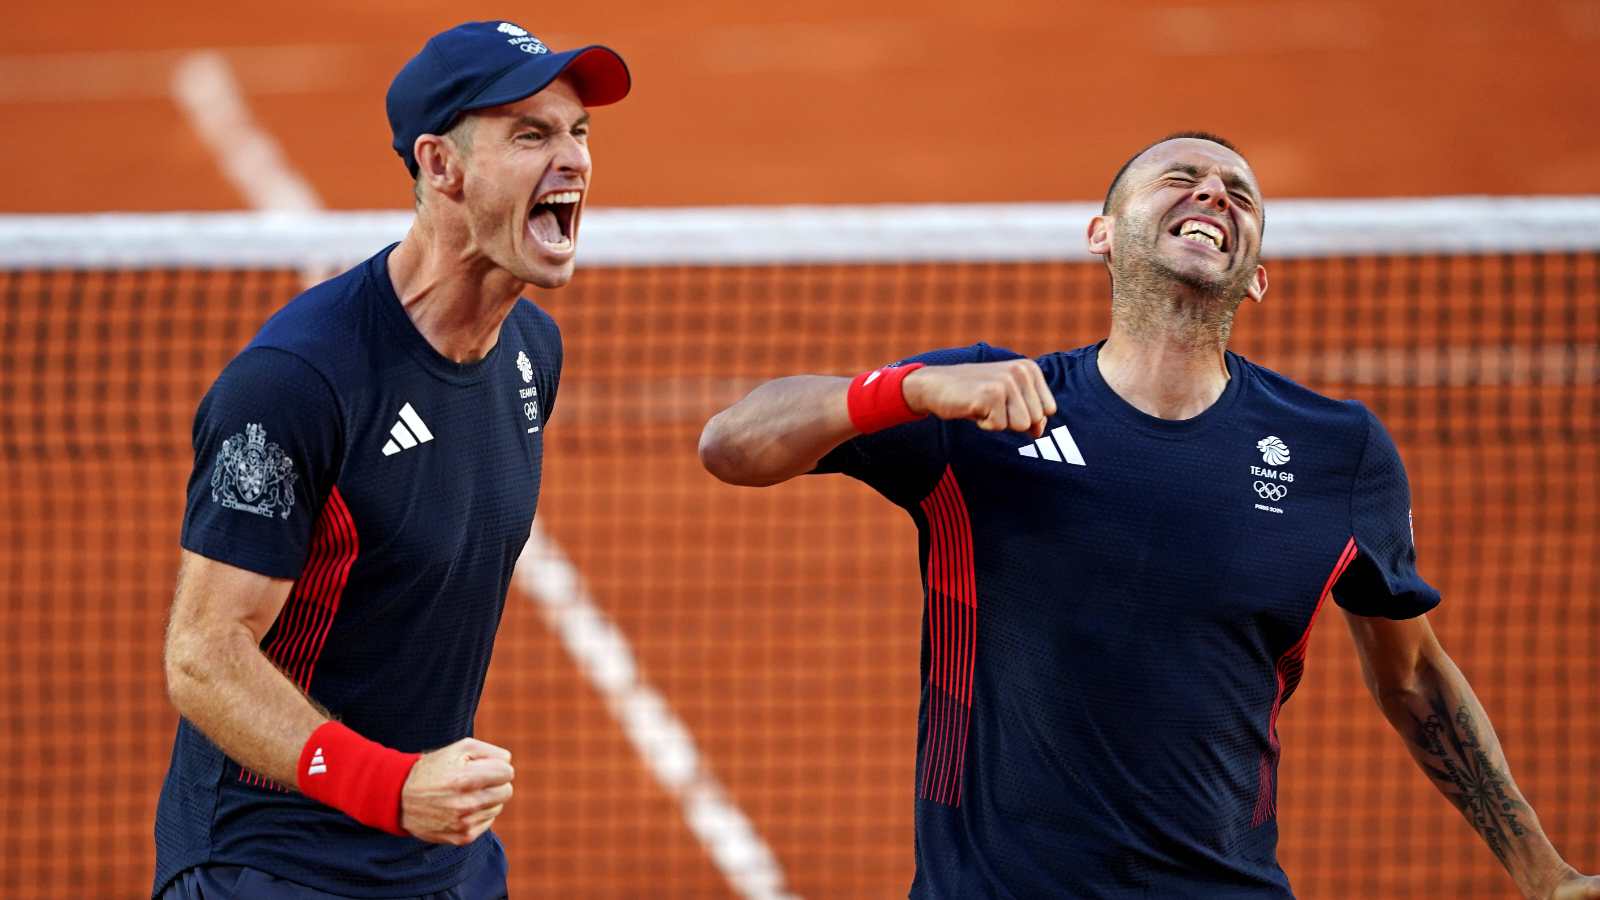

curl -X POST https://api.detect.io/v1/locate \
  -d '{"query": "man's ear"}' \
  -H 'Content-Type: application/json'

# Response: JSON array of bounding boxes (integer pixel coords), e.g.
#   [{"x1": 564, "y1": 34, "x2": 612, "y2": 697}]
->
[
  {"x1": 413, "y1": 134, "x2": 464, "y2": 197},
  {"x1": 1087, "y1": 215, "x2": 1113, "y2": 260},
  {"x1": 1245, "y1": 264, "x2": 1268, "y2": 303}
]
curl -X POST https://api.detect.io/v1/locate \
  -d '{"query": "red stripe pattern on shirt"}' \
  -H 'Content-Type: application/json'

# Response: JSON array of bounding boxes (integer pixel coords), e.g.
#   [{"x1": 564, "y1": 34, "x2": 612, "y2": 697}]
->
[
  {"x1": 1251, "y1": 535, "x2": 1359, "y2": 826},
  {"x1": 917, "y1": 466, "x2": 978, "y2": 807},
  {"x1": 238, "y1": 486, "x2": 360, "y2": 790}
]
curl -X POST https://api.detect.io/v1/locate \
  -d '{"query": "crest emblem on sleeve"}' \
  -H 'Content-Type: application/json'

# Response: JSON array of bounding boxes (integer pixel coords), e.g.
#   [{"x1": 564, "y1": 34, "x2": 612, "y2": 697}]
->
[
  {"x1": 211, "y1": 423, "x2": 297, "y2": 519},
  {"x1": 516, "y1": 350, "x2": 534, "y2": 383}
]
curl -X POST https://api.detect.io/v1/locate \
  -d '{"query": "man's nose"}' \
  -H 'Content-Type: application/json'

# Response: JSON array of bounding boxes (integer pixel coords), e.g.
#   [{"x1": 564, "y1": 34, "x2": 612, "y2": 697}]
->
[
  {"x1": 552, "y1": 133, "x2": 591, "y2": 176},
  {"x1": 1192, "y1": 174, "x2": 1230, "y2": 212}
]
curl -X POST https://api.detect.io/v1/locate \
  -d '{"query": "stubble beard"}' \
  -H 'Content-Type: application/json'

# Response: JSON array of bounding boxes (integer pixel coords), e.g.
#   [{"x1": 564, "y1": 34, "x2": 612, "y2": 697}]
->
[
  {"x1": 469, "y1": 199, "x2": 574, "y2": 290},
  {"x1": 1109, "y1": 218, "x2": 1256, "y2": 347}
]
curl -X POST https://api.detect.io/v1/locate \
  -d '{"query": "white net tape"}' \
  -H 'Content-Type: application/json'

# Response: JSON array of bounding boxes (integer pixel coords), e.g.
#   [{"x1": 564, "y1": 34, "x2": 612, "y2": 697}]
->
[{"x1": 2, "y1": 197, "x2": 1598, "y2": 269}]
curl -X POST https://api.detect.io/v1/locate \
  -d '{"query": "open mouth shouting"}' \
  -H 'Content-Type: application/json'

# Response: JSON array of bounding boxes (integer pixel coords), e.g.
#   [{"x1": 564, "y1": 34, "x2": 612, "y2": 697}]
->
[
  {"x1": 1168, "y1": 216, "x2": 1229, "y2": 254},
  {"x1": 528, "y1": 188, "x2": 582, "y2": 254}
]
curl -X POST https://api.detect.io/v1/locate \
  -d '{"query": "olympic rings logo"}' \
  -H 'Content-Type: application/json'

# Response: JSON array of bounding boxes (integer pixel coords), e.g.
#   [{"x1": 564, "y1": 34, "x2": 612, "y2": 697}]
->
[{"x1": 1254, "y1": 480, "x2": 1288, "y2": 501}]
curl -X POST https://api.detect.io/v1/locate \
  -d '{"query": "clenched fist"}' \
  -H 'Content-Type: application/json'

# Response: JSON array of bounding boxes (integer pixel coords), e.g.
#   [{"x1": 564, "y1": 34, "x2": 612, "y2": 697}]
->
[
  {"x1": 401, "y1": 737, "x2": 514, "y2": 846},
  {"x1": 902, "y1": 359, "x2": 1057, "y2": 437}
]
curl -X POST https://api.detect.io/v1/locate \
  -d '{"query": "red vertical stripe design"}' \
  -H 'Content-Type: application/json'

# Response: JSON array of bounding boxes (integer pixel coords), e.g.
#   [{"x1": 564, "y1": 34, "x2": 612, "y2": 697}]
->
[
  {"x1": 1251, "y1": 536, "x2": 1359, "y2": 826},
  {"x1": 238, "y1": 486, "x2": 359, "y2": 790},
  {"x1": 917, "y1": 467, "x2": 977, "y2": 807}
]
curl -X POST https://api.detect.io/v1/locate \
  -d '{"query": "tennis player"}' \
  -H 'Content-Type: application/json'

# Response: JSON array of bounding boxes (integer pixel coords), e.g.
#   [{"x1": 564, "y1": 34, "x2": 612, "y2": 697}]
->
[
  {"x1": 151, "y1": 21, "x2": 627, "y2": 898},
  {"x1": 699, "y1": 134, "x2": 1599, "y2": 898}
]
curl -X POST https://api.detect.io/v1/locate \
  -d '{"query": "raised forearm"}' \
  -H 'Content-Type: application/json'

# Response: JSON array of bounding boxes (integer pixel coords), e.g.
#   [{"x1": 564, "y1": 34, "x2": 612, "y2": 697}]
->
[
  {"x1": 698, "y1": 375, "x2": 854, "y2": 486},
  {"x1": 165, "y1": 620, "x2": 328, "y2": 786},
  {"x1": 1376, "y1": 653, "x2": 1574, "y2": 898},
  {"x1": 698, "y1": 359, "x2": 1055, "y2": 485}
]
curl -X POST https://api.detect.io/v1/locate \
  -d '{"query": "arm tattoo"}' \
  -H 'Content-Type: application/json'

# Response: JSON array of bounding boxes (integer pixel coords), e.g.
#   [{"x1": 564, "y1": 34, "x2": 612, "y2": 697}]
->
[{"x1": 1408, "y1": 695, "x2": 1529, "y2": 864}]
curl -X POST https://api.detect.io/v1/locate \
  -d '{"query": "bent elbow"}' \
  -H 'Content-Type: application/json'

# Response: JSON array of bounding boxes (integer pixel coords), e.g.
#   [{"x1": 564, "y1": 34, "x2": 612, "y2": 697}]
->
[
  {"x1": 697, "y1": 420, "x2": 793, "y2": 487},
  {"x1": 697, "y1": 419, "x2": 729, "y2": 477},
  {"x1": 1370, "y1": 656, "x2": 1440, "y2": 722},
  {"x1": 163, "y1": 631, "x2": 216, "y2": 716},
  {"x1": 164, "y1": 644, "x2": 195, "y2": 713},
  {"x1": 698, "y1": 417, "x2": 749, "y2": 485},
  {"x1": 163, "y1": 648, "x2": 193, "y2": 714}
]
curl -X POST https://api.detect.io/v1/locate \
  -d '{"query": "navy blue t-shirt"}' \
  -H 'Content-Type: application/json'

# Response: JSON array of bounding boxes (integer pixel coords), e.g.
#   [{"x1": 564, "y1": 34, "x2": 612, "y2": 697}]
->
[
  {"x1": 153, "y1": 246, "x2": 561, "y2": 897},
  {"x1": 815, "y1": 342, "x2": 1439, "y2": 899}
]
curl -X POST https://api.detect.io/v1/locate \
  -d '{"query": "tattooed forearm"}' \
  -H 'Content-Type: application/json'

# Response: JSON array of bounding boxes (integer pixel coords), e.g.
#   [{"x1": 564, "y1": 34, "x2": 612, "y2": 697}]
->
[
  {"x1": 1352, "y1": 617, "x2": 1575, "y2": 898},
  {"x1": 1408, "y1": 694, "x2": 1530, "y2": 865}
]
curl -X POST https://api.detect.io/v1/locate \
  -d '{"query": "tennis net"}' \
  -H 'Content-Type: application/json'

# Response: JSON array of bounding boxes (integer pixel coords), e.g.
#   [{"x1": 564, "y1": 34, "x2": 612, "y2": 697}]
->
[{"x1": 1, "y1": 199, "x2": 1596, "y2": 898}]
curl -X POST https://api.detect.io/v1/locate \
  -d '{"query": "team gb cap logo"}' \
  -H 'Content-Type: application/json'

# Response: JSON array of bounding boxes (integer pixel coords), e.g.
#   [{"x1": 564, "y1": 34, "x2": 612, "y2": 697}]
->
[{"x1": 496, "y1": 22, "x2": 548, "y2": 54}]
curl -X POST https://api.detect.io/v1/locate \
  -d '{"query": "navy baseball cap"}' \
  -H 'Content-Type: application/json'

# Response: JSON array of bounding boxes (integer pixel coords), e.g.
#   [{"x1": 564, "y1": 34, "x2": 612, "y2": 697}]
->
[{"x1": 387, "y1": 21, "x2": 630, "y2": 177}]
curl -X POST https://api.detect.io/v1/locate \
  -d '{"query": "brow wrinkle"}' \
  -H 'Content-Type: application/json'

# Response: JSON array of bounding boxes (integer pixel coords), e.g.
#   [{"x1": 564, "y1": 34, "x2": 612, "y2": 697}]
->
[
  {"x1": 512, "y1": 113, "x2": 590, "y2": 133},
  {"x1": 1168, "y1": 164, "x2": 1256, "y2": 199}
]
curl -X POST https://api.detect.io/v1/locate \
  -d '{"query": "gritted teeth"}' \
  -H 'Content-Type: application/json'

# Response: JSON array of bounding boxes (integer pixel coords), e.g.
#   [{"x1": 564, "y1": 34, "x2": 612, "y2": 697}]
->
[{"x1": 1173, "y1": 217, "x2": 1227, "y2": 251}]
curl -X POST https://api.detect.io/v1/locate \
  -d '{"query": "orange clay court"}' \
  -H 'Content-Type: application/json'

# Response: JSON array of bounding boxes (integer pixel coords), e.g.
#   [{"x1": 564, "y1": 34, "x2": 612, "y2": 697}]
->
[{"x1": 1, "y1": 1, "x2": 1598, "y2": 898}]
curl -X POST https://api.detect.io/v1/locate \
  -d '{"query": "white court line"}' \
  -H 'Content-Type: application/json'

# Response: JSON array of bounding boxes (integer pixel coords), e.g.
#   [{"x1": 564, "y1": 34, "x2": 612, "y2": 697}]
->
[
  {"x1": 167, "y1": 49, "x2": 795, "y2": 899},
  {"x1": 515, "y1": 528, "x2": 793, "y2": 900},
  {"x1": 0, "y1": 44, "x2": 372, "y2": 103},
  {"x1": 169, "y1": 51, "x2": 322, "y2": 211}
]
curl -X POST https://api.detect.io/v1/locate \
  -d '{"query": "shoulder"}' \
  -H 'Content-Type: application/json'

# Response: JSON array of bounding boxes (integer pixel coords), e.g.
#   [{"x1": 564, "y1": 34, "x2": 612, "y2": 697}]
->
[
  {"x1": 1237, "y1": 356, "x2": 1368, "y2": 431},
  {"x1": 248, "y1": 254, "x2": 379, "y2": 386},
  {"x1": 507, "y1": 297, "x2": 562, "y2": 350},
  {"x1": 1234, "y1": 357, "x2": 1398, "y2": 477},
  {"x1": 905, "y1": 341, "x2": 1026, "y2": 367},
  {"x1": 907, "y1": 342, "x2": 1094, "y2": 383},
  {"x1": 200, "y1": 347, "x2": 344, "y2": 441},
  {"x1": 1035, "y1": 343, "x2": 1099, "y2": 378}
]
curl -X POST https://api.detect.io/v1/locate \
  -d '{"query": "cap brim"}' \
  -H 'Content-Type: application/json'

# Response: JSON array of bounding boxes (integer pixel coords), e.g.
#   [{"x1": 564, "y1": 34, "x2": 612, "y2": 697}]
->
[{"x1": 464, "y1": 45, "x2": 631, "y2": 114}]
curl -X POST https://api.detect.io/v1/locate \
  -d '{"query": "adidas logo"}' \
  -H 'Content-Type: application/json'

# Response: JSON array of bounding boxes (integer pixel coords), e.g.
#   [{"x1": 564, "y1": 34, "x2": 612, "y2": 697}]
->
[
  {"x1": 307, "y1": 747, "x2": 326, "y2": 776},
  {"x1": 381, "y1": 402, "x2": 434, "y2": 457},
  {"x1": 1018, "y1": 424, "x2": 1086, "y2": 466}
]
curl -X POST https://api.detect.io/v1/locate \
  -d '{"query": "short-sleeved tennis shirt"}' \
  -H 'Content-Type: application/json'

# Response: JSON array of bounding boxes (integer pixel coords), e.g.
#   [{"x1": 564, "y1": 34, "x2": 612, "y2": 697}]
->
[
  {"x1": 153, "y1": 245, "x2": 561, "y2": 897},
  {"x1": 815, "y1": 342, "x2": 1439, "y2": 899}
]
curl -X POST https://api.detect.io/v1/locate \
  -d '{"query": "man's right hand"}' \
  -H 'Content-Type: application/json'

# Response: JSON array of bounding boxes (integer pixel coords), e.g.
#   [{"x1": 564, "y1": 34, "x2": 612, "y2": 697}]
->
[
  {"x1": 901, "y1": 359, "x2": 1057, "y2": 438},
  {"x1": 400, "y1": 737, "x2": 515, "y2": 846}
]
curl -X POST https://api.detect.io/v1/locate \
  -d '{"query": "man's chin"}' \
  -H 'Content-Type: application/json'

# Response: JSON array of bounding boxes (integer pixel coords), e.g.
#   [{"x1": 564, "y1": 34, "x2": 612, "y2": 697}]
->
[
  {"x1": 1151, "y1": 258, "x2": 1235, "y2": 298},
  {"x1": 515, "y1": 257, "x2": 576, "y2": 290}
]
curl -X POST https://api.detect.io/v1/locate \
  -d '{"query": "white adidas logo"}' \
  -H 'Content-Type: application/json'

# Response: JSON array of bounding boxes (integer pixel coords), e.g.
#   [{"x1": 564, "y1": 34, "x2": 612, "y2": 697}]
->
[
  {"x1": 381, "y1": 402, "x2": 434, "y2": 457},
  {"x1": 1018, "y1": 424, "x2": 1086, "y2": 466},
  {"x1": 307, "y1": 747, "x2": 327, "y2": 776}
]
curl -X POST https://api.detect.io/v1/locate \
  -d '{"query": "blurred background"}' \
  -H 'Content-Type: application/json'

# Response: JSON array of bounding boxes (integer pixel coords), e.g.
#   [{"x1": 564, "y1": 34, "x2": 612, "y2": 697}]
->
[
  {"x1": 1, "y1": 1, "x2": 1597, "y2": 897},
  {"x1": 8, "y1": 0, "x2": 1600, "y2": 209}
]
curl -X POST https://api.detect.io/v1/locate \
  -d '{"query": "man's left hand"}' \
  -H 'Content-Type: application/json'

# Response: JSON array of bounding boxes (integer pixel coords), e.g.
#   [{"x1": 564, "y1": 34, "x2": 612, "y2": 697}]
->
[{"x1": 1549, "y1": 871, "x2": 1600, "y2": 900}]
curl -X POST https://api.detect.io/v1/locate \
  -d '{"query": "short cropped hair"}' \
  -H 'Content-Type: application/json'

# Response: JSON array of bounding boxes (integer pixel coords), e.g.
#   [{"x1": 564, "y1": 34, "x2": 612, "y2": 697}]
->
[{"x1": 1101, "y1": 131, "x2": 1242, "y2": 216}]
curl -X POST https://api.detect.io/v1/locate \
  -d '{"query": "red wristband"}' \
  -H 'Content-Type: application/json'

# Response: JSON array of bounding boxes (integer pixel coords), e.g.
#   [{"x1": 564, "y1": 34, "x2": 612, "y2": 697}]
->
[
  {"x1": 846, "y1": 362, "x2": 926, "y2": 434},
  {"x1": 297, "y1": 721, "x2": 421, "y2": 836}
]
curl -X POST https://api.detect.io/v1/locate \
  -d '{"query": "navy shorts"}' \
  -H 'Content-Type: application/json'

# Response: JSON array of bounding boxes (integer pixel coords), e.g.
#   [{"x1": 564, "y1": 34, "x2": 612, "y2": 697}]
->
[{"x1": 159, "y1": 834, "x2": 508, "y2": 899}]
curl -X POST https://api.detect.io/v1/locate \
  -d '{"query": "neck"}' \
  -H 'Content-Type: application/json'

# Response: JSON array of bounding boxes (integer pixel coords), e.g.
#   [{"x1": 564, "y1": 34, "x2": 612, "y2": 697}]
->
[
  {"x1": 386, "y1": 213, "x2": 525, "y2": 364},
  {"x1": 1098, "y1": 287, "x2": 1235, "y2": 421}
]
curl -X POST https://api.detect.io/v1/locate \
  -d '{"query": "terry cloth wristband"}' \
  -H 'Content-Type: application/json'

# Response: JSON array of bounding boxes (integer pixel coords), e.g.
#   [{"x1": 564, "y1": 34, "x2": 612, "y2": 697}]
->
[
  {"x1": 847, "y1": 362, "x2": 926, "y2": 434},
  {"x1": 297, "y1": 721, "x2": 421, "y2": 836}
]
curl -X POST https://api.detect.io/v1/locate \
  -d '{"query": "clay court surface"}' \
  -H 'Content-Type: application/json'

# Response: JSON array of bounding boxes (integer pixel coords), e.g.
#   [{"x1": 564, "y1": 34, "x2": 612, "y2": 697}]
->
[
  {"x1": 4, "y1": 0, "x2": 1600, "y2": 210},
  {"x1": 2, "y1": 2, "x2": 1599, "y2": 898}
]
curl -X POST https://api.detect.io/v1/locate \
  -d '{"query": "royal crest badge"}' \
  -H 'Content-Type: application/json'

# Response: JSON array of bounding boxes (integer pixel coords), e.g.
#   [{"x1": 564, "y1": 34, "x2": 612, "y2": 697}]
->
[{"x1": 211, "y1": 423, "x2": 297, "y2": 519}]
